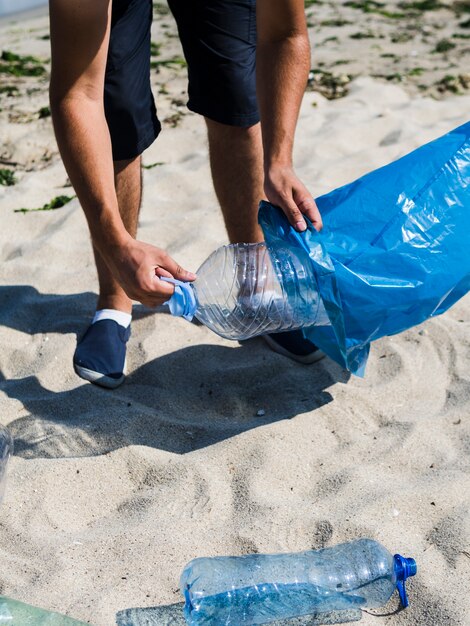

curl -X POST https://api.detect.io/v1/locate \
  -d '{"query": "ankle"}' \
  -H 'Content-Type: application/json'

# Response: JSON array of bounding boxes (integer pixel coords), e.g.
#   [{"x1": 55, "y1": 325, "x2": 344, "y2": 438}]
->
[
  {"x1": 93, "y1": 309, "x2": 132, "y2": 328},
  {"x1": 97, "y1": 294, "x2": 132, "y2": 314}
]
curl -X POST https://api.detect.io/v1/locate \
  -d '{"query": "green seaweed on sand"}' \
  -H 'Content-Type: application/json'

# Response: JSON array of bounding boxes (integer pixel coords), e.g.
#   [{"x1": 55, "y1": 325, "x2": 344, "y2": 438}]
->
[
  {"x1": 344, "y1": 0, "x2": 406, "y2": 16},
  {"x1": 38, "y1": 106, "x2": 51, "y2": 118},
  {"x1": 15, "y1": 195, "x2": 75, "y2": 214},
  {"x1": 386, "y1": 72, "x2": 403, "y2": 81},
  {"x1": 0, "y1": 169, "x2": 16, "y2": 186},
  {"x1": 164, "y1": 112, "x2": 185, "y2": 127},
  {"x1": 436, "y1": 74, "x2": 470, "y2": 93},
  {"x1": 306, "y1": 70, "x2": 352, "y2": 99},
  {"x1": 377, "y1": 9, "x2": 408, "y2": 17},
  {"x1": 0, "y1": 50, "x2": 46, "y2": 77},
  {"x1": 2, "y1": 51, "x2": 36, "y2": 63},
  {"x1": 0, "y1": 85, "x2": 19, "y2": 96},
  {"x1": 320, "y1": 18, "x2": 352, "y2": 26},
  {"x1": 153, "y1": 2, "x2": 170, "y2": 15},
  {"x1": 398, "y1": 0, "x2": 443, "y2": 10},
  {"x1": 151, "y1": 55, "x2": 187, "y2": 69},
  {"x1": 150, "y1": 41, "x2": 161, "y2": 57},
  {"x1": 371, "y1": 71, "x2": 403, "y2": 81},
  {"x1": 435, "y1": 75, "x2": 460, "y2": 93},
  {"x1": 391, "y1": 31, "x2": 414, "y2": 43},
  {"x1": 344, "y1": 0, "x2": 384, "y2": 10},
  {"x1": 408, "y1": 67, "x2": 426, "y2": 75},
  {"x1": 433, "y1": 39, "x2": 457, "y2": 52},
  {"x1": 453, "y1": 0, "x2": 470, "y2": 14},
  {"x1": 350, "y1": 30, "x2": 379, "y2": 39}
]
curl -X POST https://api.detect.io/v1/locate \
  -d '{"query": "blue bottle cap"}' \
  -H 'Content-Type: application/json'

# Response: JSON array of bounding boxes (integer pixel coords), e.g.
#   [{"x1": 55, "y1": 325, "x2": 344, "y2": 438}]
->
[
  {"x1": 162, "y1": 277, "x2": 197, "y2": 321},
  {"x1": 393, "y1": 554, "x2": 417, "y2": 608}
]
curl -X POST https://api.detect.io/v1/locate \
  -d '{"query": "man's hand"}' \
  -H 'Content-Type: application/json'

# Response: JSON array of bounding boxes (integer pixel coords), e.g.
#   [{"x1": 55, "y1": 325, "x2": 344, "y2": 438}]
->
[
  {"x1": 102, "y1": 237, "x2": 196, "y2": 308},
  {"x1": 264, "y1": 165, "x2": 323, "y2": 232}
]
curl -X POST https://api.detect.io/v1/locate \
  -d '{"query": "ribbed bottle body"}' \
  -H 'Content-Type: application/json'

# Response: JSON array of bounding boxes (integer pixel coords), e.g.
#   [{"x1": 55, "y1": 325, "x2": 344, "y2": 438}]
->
[
  {"x1": 192, "y1": 242, "x2": 326, "y2": 341},
  {"x1": 181, "y1": 539, "x2": 396, "y2": 625}
]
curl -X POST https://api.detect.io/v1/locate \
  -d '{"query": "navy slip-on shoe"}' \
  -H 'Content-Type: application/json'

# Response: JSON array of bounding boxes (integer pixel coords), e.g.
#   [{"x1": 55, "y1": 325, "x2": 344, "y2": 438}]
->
[
  {"x1": 73, "y1": 319, "x2": 131, "y2": 389},
  {"x1": 263, "y1": 330, "x2": 325, "y2": 365}
]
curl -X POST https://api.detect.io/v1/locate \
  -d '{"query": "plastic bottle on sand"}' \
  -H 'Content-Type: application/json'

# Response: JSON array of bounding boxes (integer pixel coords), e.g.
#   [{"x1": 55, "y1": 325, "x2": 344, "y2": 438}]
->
[
  {"x1": 180, "y1": 538, "x2": 417, "y2": 626},
  {"x1": 0, "y1": 596, "x2": 88, "y2": 625}
]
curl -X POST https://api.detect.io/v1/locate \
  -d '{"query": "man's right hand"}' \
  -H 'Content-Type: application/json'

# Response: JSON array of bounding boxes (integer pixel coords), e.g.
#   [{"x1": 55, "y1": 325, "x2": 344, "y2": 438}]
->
[{"x1": 102, "y1": 237, "x2": 197, "y2": 308}]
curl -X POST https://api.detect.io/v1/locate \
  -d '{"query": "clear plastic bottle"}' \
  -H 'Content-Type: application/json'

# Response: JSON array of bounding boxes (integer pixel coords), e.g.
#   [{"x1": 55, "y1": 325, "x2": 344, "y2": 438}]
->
[
  {"x1": 0, "y1": 596, "x2": 87, "y2": 625},
  {"x1": 166, "y1": 242, "x2": 329, "y2": 340},
  {"x1": 180, "y1": 538, "x2": 417, "y2": 626},
  {"x1": 0, "y1": 425, "x2": 12, "y2": 505}
]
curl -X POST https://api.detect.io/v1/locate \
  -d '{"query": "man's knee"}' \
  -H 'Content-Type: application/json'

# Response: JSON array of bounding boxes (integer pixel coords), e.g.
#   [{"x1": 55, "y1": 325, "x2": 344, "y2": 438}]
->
[
  {"x1": 205, "y1": 117, "x2": 260, "y2": 140},
  {"x1": 113, "y1": 155, "x2": 141, "y2": 175}
]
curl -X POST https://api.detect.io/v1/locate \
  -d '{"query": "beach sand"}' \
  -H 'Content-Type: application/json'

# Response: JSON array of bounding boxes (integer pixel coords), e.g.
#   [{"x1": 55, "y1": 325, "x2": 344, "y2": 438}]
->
[{"x1": 0, "y1": 3, "x2": 469, "y2": 625}]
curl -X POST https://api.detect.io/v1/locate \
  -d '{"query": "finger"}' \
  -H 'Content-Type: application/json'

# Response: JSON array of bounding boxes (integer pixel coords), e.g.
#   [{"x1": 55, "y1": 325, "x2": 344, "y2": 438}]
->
[
  {"x1": 158, "y1": 253, "x2": 197, "y2": 282},
  {"x1": 279, "y1": 197, "x2": 307, "y2": 232},
  {"x1": 155, "y1": 266, "x2": 173, "y2": 279},
  {"x1": 297, "y1": 197, "x2": 323, "y2": 231},
  {"x1": 151, "y1": 273, "x2": 175, "y2": 296}
]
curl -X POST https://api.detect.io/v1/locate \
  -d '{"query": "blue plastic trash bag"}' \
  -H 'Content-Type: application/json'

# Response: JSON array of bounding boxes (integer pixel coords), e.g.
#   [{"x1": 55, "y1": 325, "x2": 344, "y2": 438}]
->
[{"x1": 259, "y1": 121, "x2": 470, "y2": 375}]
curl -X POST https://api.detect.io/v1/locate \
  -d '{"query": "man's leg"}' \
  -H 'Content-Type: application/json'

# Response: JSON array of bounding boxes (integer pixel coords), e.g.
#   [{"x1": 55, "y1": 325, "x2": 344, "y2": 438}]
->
[
  {"x1": 73, "y1": 0, "x2": 161, "y2": 388},
  {"x1": 205, "y1": 119, "x2": 264, "y2": 245},
  {"x1": 93, "y1": 156, "x2": 142, "y2": 314},
  {"x1": 168, "y1": 0, "x2": 262, "y2": 245},
  {"x1": 169, "y1": 0, "x2": 323, "y2": 364},
  {"x1": 73, "y1": 156, "x2": 142, "y2": 388}
]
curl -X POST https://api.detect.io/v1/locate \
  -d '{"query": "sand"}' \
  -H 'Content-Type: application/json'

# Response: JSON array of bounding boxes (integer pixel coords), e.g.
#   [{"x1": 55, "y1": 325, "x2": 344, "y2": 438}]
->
[{"x1": 0, "y1": 3, "x2": 469, "y2": 626}]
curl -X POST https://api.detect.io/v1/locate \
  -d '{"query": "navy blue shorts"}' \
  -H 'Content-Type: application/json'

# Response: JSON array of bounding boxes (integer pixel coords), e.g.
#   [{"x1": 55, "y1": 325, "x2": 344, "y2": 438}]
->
[{"x1": 105, "y1": 0, "x2": 259, "y2": 161}]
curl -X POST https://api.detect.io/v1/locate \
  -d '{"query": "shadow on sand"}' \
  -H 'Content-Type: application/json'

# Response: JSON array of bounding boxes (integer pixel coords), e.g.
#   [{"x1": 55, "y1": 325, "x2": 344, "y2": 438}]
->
[
  {"x1": 1, "y1": 287, "x2": 350, "y2": 458},
  {"x1": 116, "y1": 602, "x2": 362, "y2": 626},
  {"x1": 3, "y1": 338, "x2": 349, "y2": 458},
  {"x1": 0, "y1": 285, "x2": 155, "y2": 338}
]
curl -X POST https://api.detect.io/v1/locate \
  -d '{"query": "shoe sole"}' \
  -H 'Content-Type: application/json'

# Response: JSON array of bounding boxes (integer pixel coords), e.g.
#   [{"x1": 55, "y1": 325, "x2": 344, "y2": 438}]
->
[
  {"x1": 73, "y1": 363, "x2": 126, "y2": 389},
  {"x1": 262, "y1": 335, "x2": 326, "y2": 365}
]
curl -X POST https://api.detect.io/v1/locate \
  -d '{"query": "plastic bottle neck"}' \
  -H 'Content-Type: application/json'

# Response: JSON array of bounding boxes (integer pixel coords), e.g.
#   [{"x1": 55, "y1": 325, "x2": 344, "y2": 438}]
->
[
  {"x1": 163, "y1": 277, "x2": 197, "y2": 321},
  {"x1": 393, "y1": 554, "x2": 417, "y2": 607}
]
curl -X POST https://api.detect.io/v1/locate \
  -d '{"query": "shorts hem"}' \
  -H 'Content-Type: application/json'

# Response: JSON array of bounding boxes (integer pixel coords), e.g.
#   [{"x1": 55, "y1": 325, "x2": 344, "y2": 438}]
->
[
  {"x1": 187, "y1": 101, "x2": 260, "y2": 128},
  {"x1": 111, "y1": 121, "x2": 162, "y2": 162}
]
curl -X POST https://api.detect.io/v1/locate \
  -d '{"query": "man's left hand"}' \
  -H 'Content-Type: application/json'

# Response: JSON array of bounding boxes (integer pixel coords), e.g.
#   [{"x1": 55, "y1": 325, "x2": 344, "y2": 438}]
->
[{"x1": 264, "y1": 166, "x2": 323, "y2": 233}]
